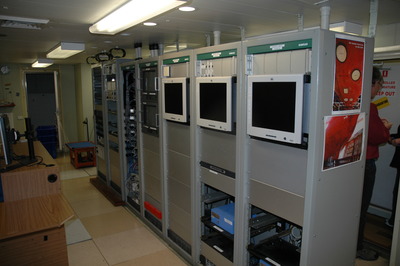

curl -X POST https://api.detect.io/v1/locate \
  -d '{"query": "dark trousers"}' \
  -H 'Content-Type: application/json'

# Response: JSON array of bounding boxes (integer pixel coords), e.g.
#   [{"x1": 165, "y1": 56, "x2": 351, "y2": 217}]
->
[
  {"x1": 389, "y1": 169, "x2": 400, "y2": 222},
  {"x1": 358, "y1": 159, "x2": 376, "y2": 250}
]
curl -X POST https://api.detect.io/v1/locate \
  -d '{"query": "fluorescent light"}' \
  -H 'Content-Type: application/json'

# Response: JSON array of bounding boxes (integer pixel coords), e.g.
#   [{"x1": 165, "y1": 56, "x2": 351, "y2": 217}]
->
[
  {"x1": 179, "y1": 6, "x2": 195, "y2": 12},
  {"x1": 143, "y1": 22, "x2": 157, "y2": 26},
  {"x1": 0, "y1": 15, "x2": 49, "y2": 30},
  {"x1": 1, "y1": 21, "x2": 42, "y2": 30},
  {"x1": 89, "y1": 0, "x2": 187, "y2": 35},
  {"x1": 46, "y1": 42, "x2": 85, "y2": 59},
  {"x1": 330, "y1": 21, "x2": 363, "y2": 35},
  {"x1": 0, "y1": 15, "x2": 49, "y2": 24},
  {"x1": 32, "y1": 58, "x2": 53, "y2": 68}
]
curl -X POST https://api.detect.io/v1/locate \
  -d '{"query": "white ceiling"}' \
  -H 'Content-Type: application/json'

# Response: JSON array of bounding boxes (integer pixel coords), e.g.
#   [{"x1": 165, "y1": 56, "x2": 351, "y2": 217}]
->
[{"x1": 0, "y1": 0, "x2": 399, "y2": 65}]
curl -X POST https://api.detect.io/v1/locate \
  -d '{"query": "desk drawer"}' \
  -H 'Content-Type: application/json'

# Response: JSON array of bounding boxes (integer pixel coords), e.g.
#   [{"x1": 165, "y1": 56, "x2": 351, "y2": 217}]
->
[{"x1": 0, "y1": 226, "x2": 68, "y2": 266}]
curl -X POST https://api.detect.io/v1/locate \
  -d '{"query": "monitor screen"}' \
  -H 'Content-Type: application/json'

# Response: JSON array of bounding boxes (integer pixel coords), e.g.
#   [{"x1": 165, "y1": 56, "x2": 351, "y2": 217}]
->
[
  {"x1": 165, "y1": 83, "x2": 183, "y2": 114},
  {"x1": 162, "y1": 77, "x2": 188, "y2": 123},
  {"x1": 199, "y1": 83, "x2": 227, "y2": 122},
  {"x1": 252, "y1": 81, "x2": 296, "y2": 132},
  {"x1": 196, "y1": 76, "x2": 233, "y2": 132},
  {"x1": 247, "y1": 74, "x2": 304, "y2": 144}
]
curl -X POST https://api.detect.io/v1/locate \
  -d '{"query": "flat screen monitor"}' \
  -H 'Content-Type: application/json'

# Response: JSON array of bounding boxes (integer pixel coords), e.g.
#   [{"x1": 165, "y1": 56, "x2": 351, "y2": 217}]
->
[
  {"x1": 247, "y1": 74, "x2": 304, "y2": 144},
  {"x1": 162, "y1": 77, "x2": 189, "y2": 123},
  {"x1": 0, "y1": 114, "x2": 12, "y2": 166},
  {"x1": 196, "y1": 76, "x2": 233, "y2": 132}
]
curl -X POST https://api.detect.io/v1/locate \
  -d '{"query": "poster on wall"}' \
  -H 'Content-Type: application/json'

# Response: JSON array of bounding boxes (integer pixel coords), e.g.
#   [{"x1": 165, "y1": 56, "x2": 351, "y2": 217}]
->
[
  {"x1": 322, "y1": 113, "x2": 365, "y2": 171},
  {"x1": 372, "y1": 69, "x2": 397, "y2": 110},
  {"x1": 332, "y1": 34, "x2": 365, "y2": 114}
]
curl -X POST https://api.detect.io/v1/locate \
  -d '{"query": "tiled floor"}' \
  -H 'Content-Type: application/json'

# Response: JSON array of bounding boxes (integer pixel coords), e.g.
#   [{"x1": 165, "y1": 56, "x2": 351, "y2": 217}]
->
[
  {"x1": 57, "y1": 152, "x2": 391, "y2": 266},
  {"x1": 57, "y1": 153, "x2": 189, "y2": 266}
]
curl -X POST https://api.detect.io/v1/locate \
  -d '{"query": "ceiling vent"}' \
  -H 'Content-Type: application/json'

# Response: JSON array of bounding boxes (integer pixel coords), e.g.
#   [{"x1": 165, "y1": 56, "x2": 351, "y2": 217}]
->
[{"x1": 0, "y1": 15, "x2": 49, "y2": 30}]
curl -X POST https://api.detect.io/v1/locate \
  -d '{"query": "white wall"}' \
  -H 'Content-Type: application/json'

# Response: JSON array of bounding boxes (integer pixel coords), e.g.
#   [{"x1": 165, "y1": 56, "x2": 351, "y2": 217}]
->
[
  {"x1": 75, "y1": 63, "x2": 94, "y2": 142},
  {"x1": 374, "y1": 23, "x2": 400, "y2": 47},
  {"x1": 59, "y1": 65, "x2": 78, "y2": 144}
]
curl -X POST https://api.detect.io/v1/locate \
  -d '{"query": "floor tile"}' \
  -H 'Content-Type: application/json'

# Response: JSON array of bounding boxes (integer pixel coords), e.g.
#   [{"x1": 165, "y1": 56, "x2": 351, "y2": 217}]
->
[
  {"x1": 114, "y1": 248, "x2": 189, "y2": 266},
  {"x1": 67, "y1": 240, "x2": 108, "y2": 266},
  {"x1": 355, "y1": 256, "x2": 389, "y2": 266},
  {"x1": 62, "y1": 171, "x2": 187, "y2": 265},
  {"x1": 83, "y1": 167, "x2": 97, "y2": 176},
  {"x1": 69, "y1": 195, "x2": 122, "y2": 218},
  {"x1": 93, "y1": 227, "x2": 169, "y2": 265},
  {"x1": 81, "y1": 208, "x2": 143, "y2": 239},
  {"x1": 65, "y1": 217, "x2": 92, "y2": 245},
  {"x1": 61, "y1": 169, "x2": 91, "y2": 180},
  {"x1": 62, "y1": 178, "x2": 104, "y2": 204}
]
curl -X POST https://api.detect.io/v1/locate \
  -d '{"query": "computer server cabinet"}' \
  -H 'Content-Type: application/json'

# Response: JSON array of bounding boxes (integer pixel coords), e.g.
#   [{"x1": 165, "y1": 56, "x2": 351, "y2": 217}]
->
[
  {"x1": 119, "y1": 61, "x2": 141, "y2": 211},
  {"x1": 92, "y1": 59, "x2": 130, "y2": 199},
  {"x1": 159, "y1": 50, "x2": 195, "y2": 263},
  {"x1": 92, "y1": 64, "x2": 108, "y2": 182},
  {"x1": 241, "y1": 30, "x2": 374, "y2": 266},
  {"x1": 192, "y1": 42, "x2": 244, "y2": 266},
  {"x1": 137, "y1": 58, "x2": 164, "y2": 233}
]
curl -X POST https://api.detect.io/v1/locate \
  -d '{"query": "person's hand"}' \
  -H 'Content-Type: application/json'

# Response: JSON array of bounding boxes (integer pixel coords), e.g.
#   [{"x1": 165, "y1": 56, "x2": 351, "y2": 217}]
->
[
  {"x1": 392, "y1": 138, "x2": 400, "y2": 146},
  {"x1": 382, "y1": 118, "x2": 393, "y2": 130}
]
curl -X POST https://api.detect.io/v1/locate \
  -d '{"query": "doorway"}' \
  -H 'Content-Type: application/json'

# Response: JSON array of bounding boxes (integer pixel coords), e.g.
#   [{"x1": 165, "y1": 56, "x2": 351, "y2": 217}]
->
[
  {"x1": 24, "y1": 71, "x2": 62, "y2": 151},
  {"x1": 26, "y1": 72, "x2": 57, "y2": 127}
]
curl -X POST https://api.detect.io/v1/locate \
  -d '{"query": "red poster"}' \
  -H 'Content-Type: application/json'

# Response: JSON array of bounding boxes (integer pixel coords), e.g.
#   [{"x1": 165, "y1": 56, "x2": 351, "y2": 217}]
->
[
  {"x1": 333, "y1": 35, "x2": 365, "y2": 113},
  {"x1": 323, "y1": 113, "x2": 365, "y2": 171}
]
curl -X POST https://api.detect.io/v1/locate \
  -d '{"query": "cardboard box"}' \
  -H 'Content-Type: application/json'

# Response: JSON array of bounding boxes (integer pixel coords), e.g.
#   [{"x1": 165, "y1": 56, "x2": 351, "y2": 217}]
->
[{"x1": 211, "y1": 202, "x2": 235, "y2": 234}]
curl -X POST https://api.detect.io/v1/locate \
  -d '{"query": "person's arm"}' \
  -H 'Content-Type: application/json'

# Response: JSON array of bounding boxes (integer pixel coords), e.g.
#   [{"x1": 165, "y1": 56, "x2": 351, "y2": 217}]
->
[{"x1": 368, "y1": 104, "x2": 390, "y2": 145}]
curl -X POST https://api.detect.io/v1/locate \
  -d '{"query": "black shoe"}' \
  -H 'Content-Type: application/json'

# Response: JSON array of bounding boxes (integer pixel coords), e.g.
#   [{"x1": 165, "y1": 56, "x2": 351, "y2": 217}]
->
[{"x1": 356, "y1": 248, "x2": 379, "y2": 261}]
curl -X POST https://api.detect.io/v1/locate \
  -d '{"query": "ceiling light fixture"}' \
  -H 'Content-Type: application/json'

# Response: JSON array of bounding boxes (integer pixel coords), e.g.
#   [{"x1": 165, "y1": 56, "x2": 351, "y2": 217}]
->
[
  {"x1": 0, "y1": 15, "x2": 49, "y2": 30},
  {"x1": 143, "y1": 22, "x2": 157, "y2": 26},
  {"x1": 179, "y1": 6, "x2": 195, "y2": 12},
  {"x1": 89, "y1": 0, "x2": 187, "y2": 35},
  {"x1": 46, "y1": 42, "x2": 85, "y2": 59},
  {"x1": 0, "y1": 15, "x2": 49, "y2": 24},
  {"x1": 32, "y1": 58, "x2": 53, "y2": 68},
  {"x1": 329, "y1": 21, "x2": 363, "y2": 35}
]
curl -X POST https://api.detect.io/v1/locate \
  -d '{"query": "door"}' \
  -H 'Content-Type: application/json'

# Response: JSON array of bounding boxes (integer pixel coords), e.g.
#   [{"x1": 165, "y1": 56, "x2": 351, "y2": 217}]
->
[
  {"x1": 25, "y1": 71, "x2": 62, "y2": 151},
  {"x1": 25, "y1": 72, "x2": 57, "y2": 127}
]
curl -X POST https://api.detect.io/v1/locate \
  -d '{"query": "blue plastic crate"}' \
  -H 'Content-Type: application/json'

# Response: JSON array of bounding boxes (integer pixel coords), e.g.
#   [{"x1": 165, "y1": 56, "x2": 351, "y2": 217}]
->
[
  {"x1": 37, "y1": 134, "x2": 57, "y2": 143},
  {"x1": 36, "y1": 125, "x2": 57, "y2": 137},
  {"x1": 42, "y1": 141, "x2": 57, "y2": 158}
]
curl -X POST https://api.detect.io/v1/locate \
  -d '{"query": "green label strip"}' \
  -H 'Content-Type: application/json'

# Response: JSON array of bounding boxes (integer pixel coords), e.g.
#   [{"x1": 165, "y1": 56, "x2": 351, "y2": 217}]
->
[
  {"x1": 197, "y1": 49, "x2": 237, "y2": 60},
  {"x1": 163, "y1": 56, "x2": 190, "y2": 65},
  {"x1": 139, "y1": 61, "x2": 158, "y2": 68},
  {"x1": 247, "y1": 39, "x2": 312, "y2": 54}
]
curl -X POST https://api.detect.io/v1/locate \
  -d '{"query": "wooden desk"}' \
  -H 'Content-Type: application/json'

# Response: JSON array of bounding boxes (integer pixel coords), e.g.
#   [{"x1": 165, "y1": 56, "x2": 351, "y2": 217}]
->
[
  {"x1": 1, "y1": 141, "x2": 61, "y2": 201},
  {"x1": 0, "y1": 141, "x2": 74, "y2": 266}
]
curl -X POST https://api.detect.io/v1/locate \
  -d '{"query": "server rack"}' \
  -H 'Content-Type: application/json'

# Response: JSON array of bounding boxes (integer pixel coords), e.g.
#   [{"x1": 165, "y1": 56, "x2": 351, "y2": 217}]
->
[
  {"x1": 120, "y1": 61, "x2": 141, "y2": 212},
  {"x1": 193, "y1": 42, "x2": 242, "y2": 266},
  {"x1": 159, "y1": 52, "x2": 194, "y2": 262},
  {"x1": 138, "y1": 59, "x2": 164, "y2": 232},
  {"x1": 93, "y1": 59, "x2": 130, "y2": 200},
  {"x1": 92, "y1": 64, "x2": 108, "y2": 182}
]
